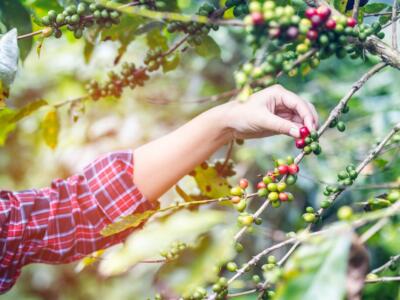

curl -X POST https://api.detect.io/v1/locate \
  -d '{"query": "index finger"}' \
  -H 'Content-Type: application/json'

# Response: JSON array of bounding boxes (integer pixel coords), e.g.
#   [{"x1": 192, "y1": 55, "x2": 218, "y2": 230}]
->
[{"x1": 278, "y1": 88, "x2": 317, "y2": 131}]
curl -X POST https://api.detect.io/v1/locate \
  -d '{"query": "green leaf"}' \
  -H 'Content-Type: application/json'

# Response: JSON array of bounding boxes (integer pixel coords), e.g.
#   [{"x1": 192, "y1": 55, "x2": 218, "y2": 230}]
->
[
  {"x1": 379, "y1": 15, "x2": 391, "y2": 25},
  {"x1": 374, "y1": 158, "x2": 389, "y2": 170},
  {"x1": 146, "y1": 27, "x2": 168, "y2": 50},
  {"x1": 101, "y1": 15, "x2": 142, "y2": 47},
  {"x1": 332, "y1": 0, "x2": 348, "y2": 13},
  {"x1": 100, "y1": 210, "x2": 156, "y2": 237},
  {"x1": 192, "y1": 163, "x2": 231, "y2": 198},
  {"x1": 42, "y1": 109, "x2": 60, "y2": 149},
  {"x1": 0, "y1": 29, "x2": 19, "y2": 90},
  {"x1": 195, "y1": 36, "x2": 221, "y2": 58},
  {"x1": 275, "y1": 227, "x2": 352, "y2": 300},
  {"x1": 363, "y1": 3, "x2": 388, "y2": 13},
  {"x1": 0, "y1": 0, "x2": 33, "y2": 61},
  {"x1": 0, "y1": 108, "x2": 16, "y2": 145},
  {"x1": 162, "y1": 54, "x2": 180, "y2": 73},
  {"x1": 13, "y1": 99, "x2": 47, "y2": 122},
  {"x1": 99, "y1": 210, "x2": 226, "y2": 276}
]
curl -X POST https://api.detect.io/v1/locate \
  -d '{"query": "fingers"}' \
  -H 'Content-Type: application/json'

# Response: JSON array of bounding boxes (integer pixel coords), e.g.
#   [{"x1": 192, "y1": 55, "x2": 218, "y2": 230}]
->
[
  {"x1": 268, "y1": 114, "x2": 301, "y2": 138},
  {"x1": 275, "y1": 86, "x2": 318, "y2": 130},
  {"x1": 306, "y1": 101, "x2": 319, "y2": 129}
]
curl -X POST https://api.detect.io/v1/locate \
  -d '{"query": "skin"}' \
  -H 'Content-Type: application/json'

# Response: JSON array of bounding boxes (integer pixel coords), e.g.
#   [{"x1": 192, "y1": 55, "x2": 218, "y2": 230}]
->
[{"x1": 135, "y1": 85, "x2": 319, "y2": 202}]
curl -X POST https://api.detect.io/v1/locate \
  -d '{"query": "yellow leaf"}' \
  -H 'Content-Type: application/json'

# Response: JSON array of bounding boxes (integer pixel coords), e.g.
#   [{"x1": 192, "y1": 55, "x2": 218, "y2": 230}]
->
[
  {"x1": 42, "y1": 109, "x2": 60, "y2": 149},
  {"x1": 75, "y1": 249, "x2": 104, "y2": 273},
  {"x1": 192, "y1": 163, "x2": 231, "y2": 198},
  {"x1": 13, "y1": 99, "x2": 47, "y2": 122},
  {"x1": 100, "y1": 210, "x2": 156, "y2": 237}
]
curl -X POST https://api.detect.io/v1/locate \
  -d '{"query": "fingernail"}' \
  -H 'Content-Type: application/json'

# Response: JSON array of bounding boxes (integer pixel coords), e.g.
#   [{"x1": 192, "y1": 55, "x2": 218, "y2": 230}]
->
[{"x1": 289, "y1": 127, "x2": 300, "y2": 138}]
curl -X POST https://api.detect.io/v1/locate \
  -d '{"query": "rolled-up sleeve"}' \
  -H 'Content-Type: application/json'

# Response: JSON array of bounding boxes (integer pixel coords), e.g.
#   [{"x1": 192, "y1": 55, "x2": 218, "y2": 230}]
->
[{"x1": 0, "y1": 150, "x2": 156, "y2": 294}]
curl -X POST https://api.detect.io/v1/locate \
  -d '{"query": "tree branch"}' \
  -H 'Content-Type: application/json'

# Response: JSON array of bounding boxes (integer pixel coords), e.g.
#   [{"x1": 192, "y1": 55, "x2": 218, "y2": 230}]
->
[
  {"x1": 365, "y1": 276, "x2": 400, "y2": 283},
  {"x1": 352, "y1": 0, "x2": 361, "y2": 20},
  {"x1": 392, "y1": 0, "x2": 398, "y2": 50},
  {"x1": 371, "y1": 254, "x2": 400, "y2": 274}
]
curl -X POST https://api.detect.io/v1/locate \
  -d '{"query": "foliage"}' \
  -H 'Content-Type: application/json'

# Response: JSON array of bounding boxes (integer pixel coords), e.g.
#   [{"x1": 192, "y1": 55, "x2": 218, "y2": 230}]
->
[{"x1": 1, "y1": 0, "x2": 400, "y2": 299}]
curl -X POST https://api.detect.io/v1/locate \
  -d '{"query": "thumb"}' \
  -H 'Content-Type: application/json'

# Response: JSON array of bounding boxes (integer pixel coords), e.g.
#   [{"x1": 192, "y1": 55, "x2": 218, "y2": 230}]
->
[{"x1": 267, "y1": 114, "x2": 300, "y2": 138}]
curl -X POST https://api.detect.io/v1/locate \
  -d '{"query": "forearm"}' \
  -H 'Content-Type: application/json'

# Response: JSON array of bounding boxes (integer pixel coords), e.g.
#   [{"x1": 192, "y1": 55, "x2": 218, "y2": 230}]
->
[{"x1": 134, "y1": 105, "x2": 232, "y2": 202}]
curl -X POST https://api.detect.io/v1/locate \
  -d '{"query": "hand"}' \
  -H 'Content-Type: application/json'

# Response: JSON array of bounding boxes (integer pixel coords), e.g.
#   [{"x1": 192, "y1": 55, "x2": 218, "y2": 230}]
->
[{"x1": 218, "y1": 84, "x2": 319, "y2": 140}]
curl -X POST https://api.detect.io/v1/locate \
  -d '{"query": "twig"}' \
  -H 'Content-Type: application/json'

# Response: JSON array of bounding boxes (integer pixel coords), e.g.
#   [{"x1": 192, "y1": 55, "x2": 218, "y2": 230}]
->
[
  {"x1": 365, "y1": 11, "x2": 400, "y2": 17},
  {"x1": 234, "y1": 200, "x2": 270, "y2": 241},
  {"x1": 360, "y1": 217, "x2": 389, "y2": 243},
  {"x1": 392, "y1": 0, "x2": 398, "y2": 49},
  {"x1": 251, "y1": 65, "x2": 391, "y2": 297},
  {"x1": 351, "y1": 182, "x2": 400, "y2": 190},
  {"x1": 220, "y1": 141, "x2": 234, "y2": 175},
  {"x1": 52, "y1": 34, "x2": 189, "y2": 110},
  {"x1": 189, "y1": 48, "x2": 317, "y2": 105},
  {"x1": 316, "y1": 63, "x2": 387, "y2": 138},
  {"x1": 365, "y1": 276, "x2": 400, "y2": 283},
  {"x1": 160, "y1": 35, "x2": 189, "y2": 57},
  {"x1": 227, "y1": 289, "x2": 258, "y2": 298},
  {"x1": 371, "y1": 254, "x2": 400, "y2": 274},
  {"x1": 17, "y1": 1, "x2": 143, "y2": 40},
  {"x1": 352, "y1": 0, "x2": 361, "y2": 20}
]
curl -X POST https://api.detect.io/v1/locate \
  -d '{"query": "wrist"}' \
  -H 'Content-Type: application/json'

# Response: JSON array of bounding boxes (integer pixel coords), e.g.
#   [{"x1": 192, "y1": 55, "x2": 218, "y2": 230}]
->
[{"x1": 203, "y1": 102, "x2": 235, "y2": 145}]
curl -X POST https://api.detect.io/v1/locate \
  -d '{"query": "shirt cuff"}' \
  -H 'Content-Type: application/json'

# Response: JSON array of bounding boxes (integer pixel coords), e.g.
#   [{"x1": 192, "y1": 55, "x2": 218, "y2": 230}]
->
[{"x1": 83, "y1": 150, "x2": 158, "y2": 224}]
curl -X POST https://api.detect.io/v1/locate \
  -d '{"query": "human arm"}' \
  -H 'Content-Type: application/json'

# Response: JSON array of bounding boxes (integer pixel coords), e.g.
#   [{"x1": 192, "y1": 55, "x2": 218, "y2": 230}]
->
[{"x1": 135, "y1": 85, "x2": 319, "y2": 201}]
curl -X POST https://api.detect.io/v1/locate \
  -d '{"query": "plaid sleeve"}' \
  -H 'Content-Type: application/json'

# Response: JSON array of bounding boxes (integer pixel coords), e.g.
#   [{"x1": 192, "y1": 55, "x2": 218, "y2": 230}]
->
[{"x1": 0, "y1": 150, "x2": 156, "y2": 294}]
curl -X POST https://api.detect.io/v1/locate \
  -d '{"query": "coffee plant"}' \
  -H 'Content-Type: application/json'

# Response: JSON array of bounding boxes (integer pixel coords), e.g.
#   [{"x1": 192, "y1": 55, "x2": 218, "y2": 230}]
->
[{"x1": 1, "y1": 0, "x2": 400, "y2": 299}]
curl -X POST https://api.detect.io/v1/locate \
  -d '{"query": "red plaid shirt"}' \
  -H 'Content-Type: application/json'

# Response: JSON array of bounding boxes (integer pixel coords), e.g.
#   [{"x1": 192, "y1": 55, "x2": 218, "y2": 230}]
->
[{"x1": 0, "y1": 151, "x2": 155, "y2": 294}]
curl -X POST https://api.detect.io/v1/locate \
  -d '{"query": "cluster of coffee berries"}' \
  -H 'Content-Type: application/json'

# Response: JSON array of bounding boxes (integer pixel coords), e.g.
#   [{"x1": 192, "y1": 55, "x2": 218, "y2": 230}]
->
[
  {"x1": 41, "y1": 3, "x2": 121, "y2": 39},
  {"x1": 181, "y1": 287, "x2": 208, "y2": 300},
  {"x1": 256, "y1": 158, "x2": 297, "y2": 208},
  {"x1": 144, "y1": 48, "x2": 167, "y2": 72},
  {"x1": 337, "y1": 164, "x2": 358, "y2": 186},
  {"x1": 211, "y1": 277, "x2": 229, "y2": 300},
  {"x1": 167, "y1": 3, "x2": 219, "y2": 46},
  {"x1": 261, "y1": 255, "x2": 278, "y2": 271},
  {"x1": 329, "y1": 104, "x2": 349, "y2": 132},
  {"x1": 225, "y1": 0, "x2": 249, "y2": 17},
  {"x1": 86, "y1": 63, "x2": 149, "y2": 100},
  {"x1": 235, "y1": 2, "x2": 385, "y2": 89},
  {"x1": 159, "y1": 241, "x2": 187, "y2": 260},
  {"x1": 294, "y1": 126, "x2": 322, "y2": 155},
  {"x1": 302, "y1": 206, "x2": 318, "y2": 223}
]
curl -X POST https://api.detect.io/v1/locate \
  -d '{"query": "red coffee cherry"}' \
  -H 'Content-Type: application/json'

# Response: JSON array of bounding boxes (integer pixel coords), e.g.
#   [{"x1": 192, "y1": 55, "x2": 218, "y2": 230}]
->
[
  {"x1": 251, "y1": 12, "x2": 264, "y2": 25},
  {"x1": 316, "y1": 6, "x2": 331, "y2": 20},
  {"x1": 257, "y1": 181, "x2": 267, "y2": 189},
  {"x1": 306, "y1": 30, "x2": 318, "y2": 41},
  {"x1": 299, "y1": 126, "x2": 310, "y2": 138},
  {"x1": 288, "y1": 163, "x2": 299, "y2": 174},
  {"x1": 325, "y1": 19, "x2": 336, "y2": 30},
  {"x1": 305, "y1": 7, "x2": 317, "y2": 19},
  {"x1": 295, "y1": 138, "x2": 306, "y2": 149},
  {"x1": 310, "y1": 15, "x2": 322, "y2": 28},
  {"x1": 279, "y1": 192, "x2": 289, "y2": 202},
  {"x1": 347, "y1": 17, "x2": 357, "y2": 27},
  {"x1": 239, "y1": 178, "x2": 249, "y2": 189},
  {"x1": 278, "y1": 165, "x2": 289, "y2": 175}
]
